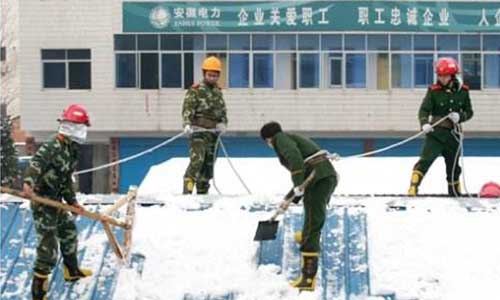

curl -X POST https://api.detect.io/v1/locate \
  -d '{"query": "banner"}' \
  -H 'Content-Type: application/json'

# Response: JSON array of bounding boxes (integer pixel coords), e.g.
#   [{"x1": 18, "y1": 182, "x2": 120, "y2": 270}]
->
[{"x1": 123, "y1": 1, "x2": 500, "y2": 33}]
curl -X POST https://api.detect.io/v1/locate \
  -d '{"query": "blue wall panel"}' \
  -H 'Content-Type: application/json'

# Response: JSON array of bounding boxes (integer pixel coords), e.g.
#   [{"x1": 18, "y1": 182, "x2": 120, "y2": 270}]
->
[{"x1": 118, "y1": 137, "x2": 499, "y2": 193}]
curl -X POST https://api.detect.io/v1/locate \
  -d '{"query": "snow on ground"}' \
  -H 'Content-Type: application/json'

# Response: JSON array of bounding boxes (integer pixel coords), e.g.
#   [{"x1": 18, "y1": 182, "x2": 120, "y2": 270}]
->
[
  {"x1": 111, "y1": 157, "x2": 500, "y2": 300},
  {"x1": 139, "y1": 157, "x2": 499, "y2": 197}
]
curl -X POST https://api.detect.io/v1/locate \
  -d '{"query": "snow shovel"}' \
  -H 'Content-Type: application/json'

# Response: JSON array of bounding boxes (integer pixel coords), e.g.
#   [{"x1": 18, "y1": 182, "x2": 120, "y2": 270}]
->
[{"x1": 254, "y1": 171, "x2": 316, "y2": 241}]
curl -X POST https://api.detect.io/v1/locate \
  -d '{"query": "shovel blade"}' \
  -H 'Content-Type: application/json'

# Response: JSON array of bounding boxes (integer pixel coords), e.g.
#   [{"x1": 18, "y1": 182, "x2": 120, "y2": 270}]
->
[{"x1": 254, "y1": 220, "x2": 280, "y2": 241}]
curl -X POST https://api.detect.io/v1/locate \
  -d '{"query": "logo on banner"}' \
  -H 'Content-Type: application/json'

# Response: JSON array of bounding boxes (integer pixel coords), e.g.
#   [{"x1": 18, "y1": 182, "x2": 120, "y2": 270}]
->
[{"x1": 149, "y1": 6, "x2": 171, "y2": 29}]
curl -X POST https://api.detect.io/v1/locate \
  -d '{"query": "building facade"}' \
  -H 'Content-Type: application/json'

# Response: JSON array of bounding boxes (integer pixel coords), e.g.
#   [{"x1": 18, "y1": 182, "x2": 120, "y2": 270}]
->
[{"x1": 3, "y1": 0, "x2": 500, "y2": 192}]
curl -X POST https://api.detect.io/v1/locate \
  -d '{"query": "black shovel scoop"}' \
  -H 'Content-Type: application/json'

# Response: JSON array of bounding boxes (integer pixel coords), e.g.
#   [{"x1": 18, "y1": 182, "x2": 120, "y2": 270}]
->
[{"x1": 253, "y1": 171, "x2": 316, "y2": 241}]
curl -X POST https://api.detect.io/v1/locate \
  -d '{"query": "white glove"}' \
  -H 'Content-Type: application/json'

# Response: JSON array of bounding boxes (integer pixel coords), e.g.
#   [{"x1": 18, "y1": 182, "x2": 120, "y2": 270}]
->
[
  {"x1": 293, "y1": 186, "x2": 304, "y2": 197},
  {"x1": 449, "y1": 112, "x2": 460, "y2": 124},
  {"x1": 422, "y1": 123, "x2": 433, "y2": 134},
  {"x1": 330, "y1": 153, "x2": 341, "y2": 161},
  {"x1": 183, "y1": 125, "x2": 193, "y2": 135},
  {"x1": 216, "y1": 123, "x2": 226, "y2": 134}
]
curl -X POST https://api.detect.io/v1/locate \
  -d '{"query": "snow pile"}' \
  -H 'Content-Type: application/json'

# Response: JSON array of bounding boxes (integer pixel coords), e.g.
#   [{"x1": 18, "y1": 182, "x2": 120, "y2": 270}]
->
[
  {"x1": 139, "y1": 157, "x2": 500, "y2": 197},
  {"x1": 113, "y1": 157, "x2": 500, "y2": 300}
]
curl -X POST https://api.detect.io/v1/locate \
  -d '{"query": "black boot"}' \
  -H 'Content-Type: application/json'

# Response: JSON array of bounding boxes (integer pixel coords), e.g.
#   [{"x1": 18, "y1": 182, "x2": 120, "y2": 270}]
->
[
  {"x1": 183, "y1": 177, "x2": 194, "y2": 195},
  {"x1": 32, "y1": 272, "x2": 49, "y2": 300},
  {"x1": 196, "y1": 181, "x2": 210, "y2": 195},
  {"x1": 408, "y1": 170, "x2": 424, "y2": 196},
  {"x1": 62, "y1": 254, "x2": 93, "y2": 282},
  {"x1": 448, "y1": 181, "x2": 462, "y2": 197},
  {"x1": 290, "y1": 252, "x2": 319, "y2": 291}
]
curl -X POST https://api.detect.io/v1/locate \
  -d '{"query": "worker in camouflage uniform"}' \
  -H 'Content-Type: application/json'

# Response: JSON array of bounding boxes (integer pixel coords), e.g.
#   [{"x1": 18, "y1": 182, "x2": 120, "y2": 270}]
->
[
  {"x1": 260, "y1": 121, "x2": 338, "y2": 291},
  {"x1": 408, "y1": 57, "x2": 474, "y2": 197},
  {"x1": 23, "y1": 104, "x2": 93, "y2": 300},
  {"x1": 182, "y1": 56, "x2": 228, "y2": 194}
]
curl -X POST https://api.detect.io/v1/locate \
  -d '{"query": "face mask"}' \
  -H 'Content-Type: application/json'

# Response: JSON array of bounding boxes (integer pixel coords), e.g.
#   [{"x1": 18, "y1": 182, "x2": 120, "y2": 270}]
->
[{"x1": 58, "y1": 121, "x2": 88, "y2": 144}]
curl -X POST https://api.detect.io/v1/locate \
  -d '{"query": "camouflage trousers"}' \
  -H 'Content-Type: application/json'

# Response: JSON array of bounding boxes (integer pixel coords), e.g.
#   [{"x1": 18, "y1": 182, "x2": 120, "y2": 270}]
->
[
  {"x1": 300, "y1": 175, "x2": 337, "y2": 253},
  {"x1": 31, "y1": 202, "x2": 78, "y2": 275},
  {"x1": 184, "y1": 132, "x2": 219, "y2": 194}
]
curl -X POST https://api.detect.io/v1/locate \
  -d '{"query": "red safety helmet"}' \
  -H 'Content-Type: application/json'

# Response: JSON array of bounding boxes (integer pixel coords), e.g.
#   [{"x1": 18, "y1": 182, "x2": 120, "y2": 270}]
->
[
  {"x1": 435, "y1": 57, "x2": 459, "y2": 76},
  {"x1": 59, "y1": 104, "x2": 90, "y2": 126}
]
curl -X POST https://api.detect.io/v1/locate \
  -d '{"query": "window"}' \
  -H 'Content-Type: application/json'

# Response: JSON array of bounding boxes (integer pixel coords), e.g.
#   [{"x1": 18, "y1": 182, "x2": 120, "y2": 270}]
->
[
  {"x1": 437, "y1": 35, "x2": 458, "y2": 51},
  {"x1": 414, "y1": 35, "x2": 434, "y2": 51},
  {"x1": 299, "y1": 54, "x2": 319, "y2": 88},
  {"x1": 161, "y1": 35, "x2": 181, "y2": 51},
  {"x1": 253, "y1": 54, "x2": 273, "y2": 88},
  {"x1": 322, "y1": 34, "x2": 342, "y2": 51},
  {"x1": 298, "y1": 34, "x2": 319, "y2": 51},
  {"x1": 346, "y1": 54, "x2": 366, "y2": 88},
  {"x1": 391, "y1": 34, "x2": 412, "y2": 51},
  {"x1": 229, "y1": 35, "x2": 250, "y2": 51},
  {"x1": 392, "y1": 54, "x2": 412, "y2": 88},
  {"x1": 161, "y1": 54, "x2": 182, "y2": 88},
  {"x1": 462, "y1": 53, "x2": 481, "y2": 90},
  {"x1": 460, "y1": 35, "x2": 480, "y2": 51},
  {"x1": 484, "y1": 54, "x2": 500, "y2": 88},
  {"x1": 229, "y1": 54, "x2": 249, "y2": 88},
  {"x1": 115, "y1": 35, "x2": 136, "y2": 50},
  {"x1": 116, "y1": 54, "x2": 136, "y2": 88},
  {"x1": 183, "y1": 34, "x2": 204, "y2": 50},
  {"x1": 1, "y1": 47, "x2": 5, "y2": 61},
  {"x1": 345, "y1": 34, "x2": 366, "y2": 51},
  {"x1": 367, "y1": 53, "x2": 389, "y2": 89},
  {"x1": 138, "y1": 35, "x2": 158, "y2": 50},
  {"x1": 368, "y1": 35, "x2": 388, "y2": 51},
  {"x1": 276, "y1": 53, "x2": 296, "y2": 89},
  {"x1": 42, "y1": 49, "x2": 91, "y2": 89},
  {"x1": 206, "y1": 34, "x2": 227, "y2": 51},
  {"x1": 483, "y1": 35, "x2": 500, "y2": 51},
  {"x1": 113, "y1": 33, "x2": 498, "y2": 91},
  {"x1": 414, "y1": 54, "x2": 434, "y2": 88},
  {"x1": 276, "y1": 34, "x2": 296, "y2": 51},
  {"x1": 140, "y1": 53, "x2": 158, "y2": 89},
  {"x1": 252, "y1": 34, "x2": 273, "y2": 51},
  {"x1": 328, "y1": 54, "x2": 342, "y2": 87}
]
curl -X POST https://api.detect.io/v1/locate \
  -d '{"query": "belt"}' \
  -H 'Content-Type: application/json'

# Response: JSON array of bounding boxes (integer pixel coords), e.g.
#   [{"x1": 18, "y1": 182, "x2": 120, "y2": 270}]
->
[
  {"x1": 431, "y1": 116, "x2": 453, "y2": 129},
  {"x1": 193, "y1": 117, "x2": 218, "y2": 129},
  {"x1": 305, "y1": 153, "x2": 328, "y2": 167}
]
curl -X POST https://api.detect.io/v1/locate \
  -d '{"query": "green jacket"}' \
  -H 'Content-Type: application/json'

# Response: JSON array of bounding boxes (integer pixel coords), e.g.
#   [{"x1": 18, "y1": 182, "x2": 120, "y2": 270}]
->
[
  {"x1": 272, "y1": 132, "x2": 336, "y2": 187},
  {"x1": 182, "y1": 81, "x2": 228, "y2": 127},
  {"x1": 24, "y1": 134, "x2": 79, "y2": 204},
  {"x1": 419, "y1": 80, "x2": 474, "y2": 127}
]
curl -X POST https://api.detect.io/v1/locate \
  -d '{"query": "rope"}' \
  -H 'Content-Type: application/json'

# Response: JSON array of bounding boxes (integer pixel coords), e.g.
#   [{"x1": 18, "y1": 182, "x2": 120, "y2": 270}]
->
[
  {"x1": 217, "y1": 137, "x2": 253, "y2": 195},
  {"x1": 329, "y1": 116, "x2": 451, "y2": 161},
  {"x1": 451, "y1": 123, "x2": 473, "y2": 198},
  {"x1": 73, "y1": 132, "x2": 186, "y2": 176}
]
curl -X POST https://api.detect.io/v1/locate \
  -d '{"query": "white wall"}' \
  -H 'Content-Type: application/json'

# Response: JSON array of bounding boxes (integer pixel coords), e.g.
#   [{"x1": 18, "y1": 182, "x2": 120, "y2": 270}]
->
[{"x1": 16, "y1": 0, "x2": 500, "y2": 142}]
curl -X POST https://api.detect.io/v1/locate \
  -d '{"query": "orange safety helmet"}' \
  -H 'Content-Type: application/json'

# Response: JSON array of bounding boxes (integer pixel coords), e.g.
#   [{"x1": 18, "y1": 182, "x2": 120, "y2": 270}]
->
[
  {"x1": 201, "y1": 56, "x2": 222, "y2": 72},
  {"x1": 435, "y1": 57, "x2": 460, "y2": 76},
  {"x1": 59, "y1": 104, "x2": 91, "y2": 126}
]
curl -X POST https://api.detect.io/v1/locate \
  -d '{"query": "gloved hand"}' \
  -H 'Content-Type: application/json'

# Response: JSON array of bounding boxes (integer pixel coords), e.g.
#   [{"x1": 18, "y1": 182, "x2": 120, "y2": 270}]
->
[
  {"x1": 216, "y1": 123, "x2": 227, "y2": 134},
  {"x1": 330, "y1": 152, "x2": 341, "y2": 161},
  {"x1": 286, "y1": 186, "x2": 304, "y2": 204},
  {"x1": 183, "y1": 124, "x2": 193, "y2": 135},
  {"x1": 422, "y1": 123, "x2": 433, "y2": 134},
  {"x1": 449, "y1": 112, "x2": 460, "y2": 124}
]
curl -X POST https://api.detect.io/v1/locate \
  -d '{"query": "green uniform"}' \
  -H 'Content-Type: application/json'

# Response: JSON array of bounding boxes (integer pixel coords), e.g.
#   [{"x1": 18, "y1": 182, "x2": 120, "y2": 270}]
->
[
  {"x1": 182, "y1": 81, "x2": 227, "y2": 194},
  {"x1": 272, "y1": 132, "x2": 337, "y2": 252},
  {"x1": 24, "y1": 134, "x2": 80, "y2": 275},
  {"x1": 412, "y1": 79, "x2": 473, "y2": 194}
]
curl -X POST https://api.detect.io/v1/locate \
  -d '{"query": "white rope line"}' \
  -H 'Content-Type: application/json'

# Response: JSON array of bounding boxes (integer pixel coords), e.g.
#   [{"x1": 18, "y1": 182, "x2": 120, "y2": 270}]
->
[
  {"x1": 217, "y1": 137, "x2": 253, "y2": 195},
  {"x1": 73, "y1": 132, "x2": 186, "y2": 176},
  {"x1": 331, "y1": 116, "x2": 451, "y2": 161}
]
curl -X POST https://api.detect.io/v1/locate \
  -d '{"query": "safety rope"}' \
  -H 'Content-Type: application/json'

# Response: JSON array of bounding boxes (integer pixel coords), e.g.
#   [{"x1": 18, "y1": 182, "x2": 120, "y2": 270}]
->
[
  {"x1": 73, "y1": 131, "x2": 186, "y2": 176},
  {"x1": 217, "y1": 138, "x2": 253, "y2": 195},
  {"x1": 335, "y1": 115, "x2": 450, "y2": 161},
  {"x1": 451, "y1": 123, "x2": 473, "y2": 198}
]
